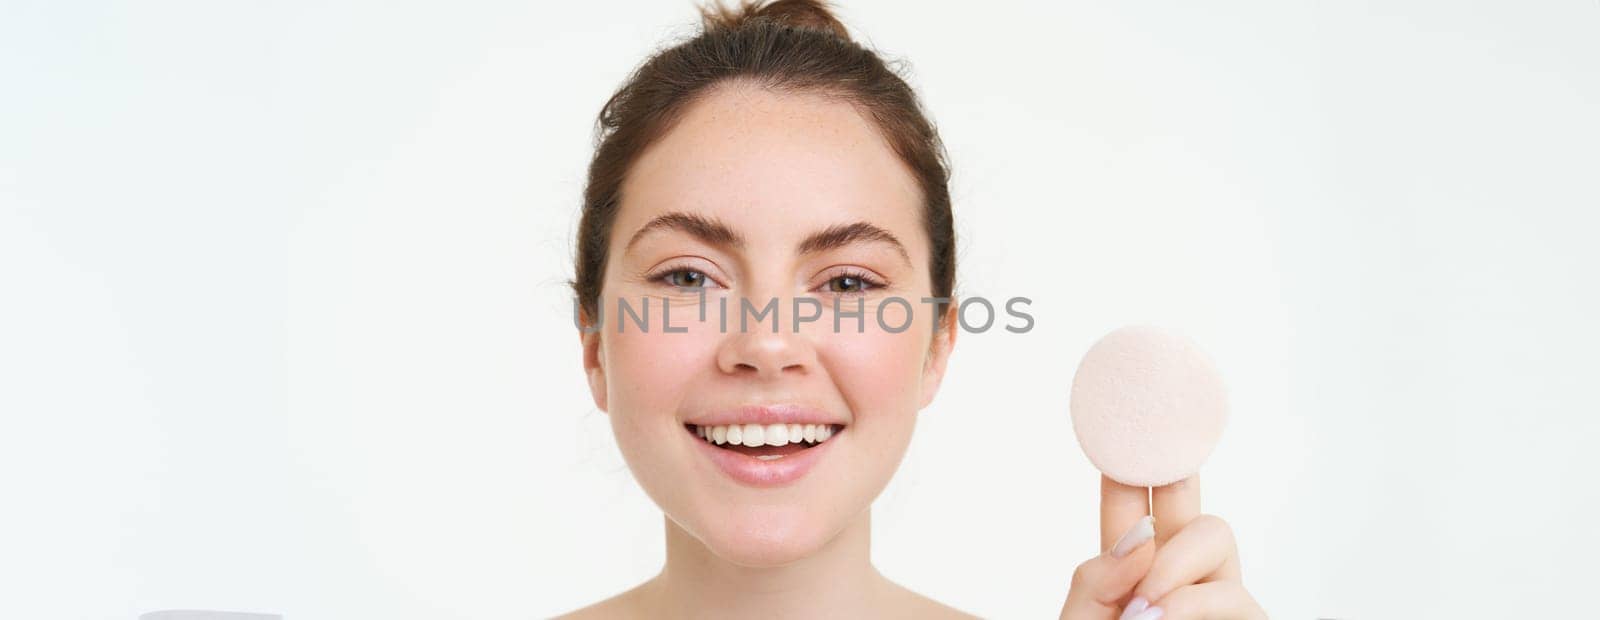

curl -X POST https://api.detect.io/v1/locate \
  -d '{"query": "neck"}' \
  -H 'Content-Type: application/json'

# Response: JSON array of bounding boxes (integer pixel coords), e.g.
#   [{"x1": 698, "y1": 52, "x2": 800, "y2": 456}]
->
[{"x1": 642, "y1": 510, "x2": 888, "y2": 618}]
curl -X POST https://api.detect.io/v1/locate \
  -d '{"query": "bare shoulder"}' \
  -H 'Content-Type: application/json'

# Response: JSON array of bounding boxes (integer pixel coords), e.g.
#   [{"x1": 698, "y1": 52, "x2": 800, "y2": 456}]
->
[
  {"x1": 550, "y1": 581, "x2": 650, "y2": 620},
  {"x1": 552, "y1": 576, "x2": 975, "y2": 619},
  {"x1": 883, "y1": 579, "x2": 979, "y2": 619}
]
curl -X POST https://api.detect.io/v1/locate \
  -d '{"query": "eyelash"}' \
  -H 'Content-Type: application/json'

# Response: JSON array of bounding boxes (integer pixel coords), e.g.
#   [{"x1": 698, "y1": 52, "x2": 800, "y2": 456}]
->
[
  {"x1": 645, "y1": 264, "x2": 707, "y2": 289},
  {"x1": 819, "y1": 268, "x2": 884, "y2": 295},
  {"x1": 647, "y1": 265, "x2": 885, "y2": 295}
]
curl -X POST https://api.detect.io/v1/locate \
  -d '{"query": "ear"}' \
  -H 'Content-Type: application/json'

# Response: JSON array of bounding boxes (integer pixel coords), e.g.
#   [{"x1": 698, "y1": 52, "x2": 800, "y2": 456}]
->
[
  {"x1": 918, "y1": 297, "x2": 959, "y2": 410},
  {"x1": 579, "y1": 308, "x2": 608, "y2": 413}
]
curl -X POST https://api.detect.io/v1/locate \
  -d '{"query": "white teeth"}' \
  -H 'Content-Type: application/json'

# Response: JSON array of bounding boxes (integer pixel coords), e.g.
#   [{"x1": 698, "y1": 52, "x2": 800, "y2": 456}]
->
[
  {"x1": 741, "y1": 423, "x2": 764, "y2": 447},
  {"x1": 693, "y1": 423, "x2": 839, "y2": 448},
  {"x1": 766, "y1": 423, "x2": 788, "y2": 446}
]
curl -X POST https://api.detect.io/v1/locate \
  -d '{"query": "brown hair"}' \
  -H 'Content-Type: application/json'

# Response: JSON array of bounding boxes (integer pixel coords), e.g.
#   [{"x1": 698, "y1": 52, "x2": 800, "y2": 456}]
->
[{"x1": 572, "y1": 0, "x2": 955, "y2": 324}]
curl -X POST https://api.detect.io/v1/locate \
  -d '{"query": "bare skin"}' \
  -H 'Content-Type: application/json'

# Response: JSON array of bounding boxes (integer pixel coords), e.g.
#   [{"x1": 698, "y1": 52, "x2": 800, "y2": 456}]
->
[
  {"x1": 559, "y1": 514, "x2": 972, "y2": 619},
  {"x1": 556, "y1": 79, "x2": 1259, "y2": 619},
  {"x1": 560, "y1": 81, "x2": 968, "y2": 618}
]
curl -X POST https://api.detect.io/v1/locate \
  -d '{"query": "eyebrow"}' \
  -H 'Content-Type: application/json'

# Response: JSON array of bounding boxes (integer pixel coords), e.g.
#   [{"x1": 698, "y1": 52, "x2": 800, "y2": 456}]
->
[
  {"x1": 625, "y1": 210, "x2": 911, "y2": 266},
  {"x1": 796, "y1": 221, "x2": 911, "y2": 266},
  {"x1": 625, "y1": 211, "x2": 745, "y2": 252}
]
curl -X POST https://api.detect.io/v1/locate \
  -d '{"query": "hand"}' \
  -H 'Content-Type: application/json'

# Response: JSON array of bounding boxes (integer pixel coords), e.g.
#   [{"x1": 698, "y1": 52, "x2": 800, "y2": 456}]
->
[{"x1": 1059, "y1": 475, "x2": 1265, "y2": 620}]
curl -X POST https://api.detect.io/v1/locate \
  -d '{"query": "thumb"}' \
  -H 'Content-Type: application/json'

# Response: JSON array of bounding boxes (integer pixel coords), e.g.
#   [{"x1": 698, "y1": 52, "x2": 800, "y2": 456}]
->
[{"x1": 1061, "y1": 515, "x2": 1156, "y2": 619}]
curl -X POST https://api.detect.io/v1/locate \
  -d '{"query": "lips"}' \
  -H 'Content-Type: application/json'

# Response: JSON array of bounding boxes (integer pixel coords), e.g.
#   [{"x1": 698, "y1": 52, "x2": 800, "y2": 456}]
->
[{"x1": 684, "y1": 405, "x2": 846, "y2": 487}]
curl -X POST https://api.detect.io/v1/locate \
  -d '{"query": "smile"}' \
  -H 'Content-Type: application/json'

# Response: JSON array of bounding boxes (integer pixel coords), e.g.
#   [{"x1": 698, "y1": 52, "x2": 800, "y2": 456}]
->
[
  {"x1": 684, "y1": 406, "x2": 847, "y2": 487},
  {"x1": 690, "y1": 423, "x2": 840, "y2": 459}
]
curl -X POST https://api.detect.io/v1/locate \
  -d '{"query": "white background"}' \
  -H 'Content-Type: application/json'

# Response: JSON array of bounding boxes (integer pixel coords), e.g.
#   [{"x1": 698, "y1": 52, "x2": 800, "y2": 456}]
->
[{"x1": 3, "y1": 1, "x2": 1597, "y2": 618}]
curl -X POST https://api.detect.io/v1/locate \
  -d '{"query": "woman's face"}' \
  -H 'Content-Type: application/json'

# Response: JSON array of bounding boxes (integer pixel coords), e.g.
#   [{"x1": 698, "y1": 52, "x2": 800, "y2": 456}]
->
[{"x1": 581, "y1": 83, "x2": 955, "y2": 567}]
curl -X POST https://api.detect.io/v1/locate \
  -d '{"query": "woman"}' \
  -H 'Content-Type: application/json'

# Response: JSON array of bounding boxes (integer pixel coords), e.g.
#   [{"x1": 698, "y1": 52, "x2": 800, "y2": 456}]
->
[{"x1": 561, "y1": 1, "x2": 1263, "y2": 618}]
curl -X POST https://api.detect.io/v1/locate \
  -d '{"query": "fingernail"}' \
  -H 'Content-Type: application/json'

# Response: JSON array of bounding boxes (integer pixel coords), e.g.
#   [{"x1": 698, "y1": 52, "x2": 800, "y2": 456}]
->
[
  {"x1": 1110, "y1": 515, "x2": 1155, "y2": 558},
  {"x1": 1126, "y1": 607, "x2": 1163, "y2": 620},
  {"x1": 1120, "y1": 597, "x2": 1163, "y2": 620},
  {"x1": 1117, "y1": 596, "x2": 1149, "y2": 620}
]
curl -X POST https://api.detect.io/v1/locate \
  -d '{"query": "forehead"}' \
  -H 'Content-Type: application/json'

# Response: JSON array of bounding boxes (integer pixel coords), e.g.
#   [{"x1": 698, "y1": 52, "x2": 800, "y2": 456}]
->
[{"x1": 616, "y1": 83, "x2": 924, "y2": 245}]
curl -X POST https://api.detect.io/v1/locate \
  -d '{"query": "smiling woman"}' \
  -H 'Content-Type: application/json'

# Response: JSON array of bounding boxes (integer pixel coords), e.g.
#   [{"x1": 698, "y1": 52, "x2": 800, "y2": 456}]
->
[
  {"x1": 584, "y1": 80, "x2": 955, "y2": 594},
  {"x1": 560, "y1": 1, "x2": 1259, "y2": 619},
  {"x1": 560, "y1": 1, "x2": 967, "y2": 617}
]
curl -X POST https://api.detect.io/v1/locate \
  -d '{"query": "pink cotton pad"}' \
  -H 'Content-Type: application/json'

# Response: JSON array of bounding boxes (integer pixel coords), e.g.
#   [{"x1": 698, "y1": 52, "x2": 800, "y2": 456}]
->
[{"x1": 1069, "y1": 325, "x2": 1229, "y2": 488}]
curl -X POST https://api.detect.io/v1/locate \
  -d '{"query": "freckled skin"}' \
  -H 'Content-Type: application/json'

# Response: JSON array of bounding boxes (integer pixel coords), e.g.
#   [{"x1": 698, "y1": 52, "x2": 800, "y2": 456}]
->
[{"x1": 582, "y1": 81, "x2": 955, "y2": 571}]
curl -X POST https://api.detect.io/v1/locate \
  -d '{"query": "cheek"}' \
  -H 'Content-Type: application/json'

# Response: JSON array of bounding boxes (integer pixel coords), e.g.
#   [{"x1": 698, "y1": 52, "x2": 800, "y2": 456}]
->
[
  {"x1": 600, "y1": 316, "x2": 726, "y2": 450},
  {"x1": 814, "y1": 322, "x2": 929, "y2": 503},
  {"x1": 818, "y1": 315, "x2": 931, "y2": 431},
  {"x1": 598, "y1": 323, "x2": 725, "y2": 513}
]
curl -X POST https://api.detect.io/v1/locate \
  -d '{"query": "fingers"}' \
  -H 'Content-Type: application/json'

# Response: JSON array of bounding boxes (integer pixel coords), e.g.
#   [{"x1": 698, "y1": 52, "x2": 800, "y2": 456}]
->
[
  {"x1": 1149, "y1": 581, "x2": 1266, "y2": 620},
  {"x1": 1069, "y1": 475, "x2": 1153, "y2": 619},
  {"x1": 1109, "y1": 515, "x2": 1156, "y2": 559},
  {"x1": 1151, "y1": 475, "x2": 1200, "y2": 544},
  {"x1": 1134, "y1": 515, "x2": 1241, "y2": 604},
  {"x1": 1100, "y1": 475, "x2": 1150, "y2": 552},
  {"x1": 1061, "y1": 517, "x2": 1156, "y2": 619},
  {"x1": 1063, "y1": 543, "x2": 1154, "y2": 616}
]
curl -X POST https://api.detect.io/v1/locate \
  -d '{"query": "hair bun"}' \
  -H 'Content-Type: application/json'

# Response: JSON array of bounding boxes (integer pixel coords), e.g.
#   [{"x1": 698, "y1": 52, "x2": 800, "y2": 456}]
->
[{"x1": 699, "y1": 0, "x2": 852, "y2": 42}]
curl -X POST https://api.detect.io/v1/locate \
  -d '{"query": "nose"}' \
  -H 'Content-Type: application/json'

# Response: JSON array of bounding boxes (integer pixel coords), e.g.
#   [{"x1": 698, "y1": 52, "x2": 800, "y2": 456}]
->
[{"x1": 715, "y1": 317, "x2": 817, "y2": 380}]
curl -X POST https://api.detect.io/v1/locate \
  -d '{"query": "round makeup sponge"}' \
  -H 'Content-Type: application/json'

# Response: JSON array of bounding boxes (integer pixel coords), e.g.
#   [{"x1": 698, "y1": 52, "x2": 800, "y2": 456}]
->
[{"x1": 1069, "y1": 325, "x2": 1228, "y2": 487}]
